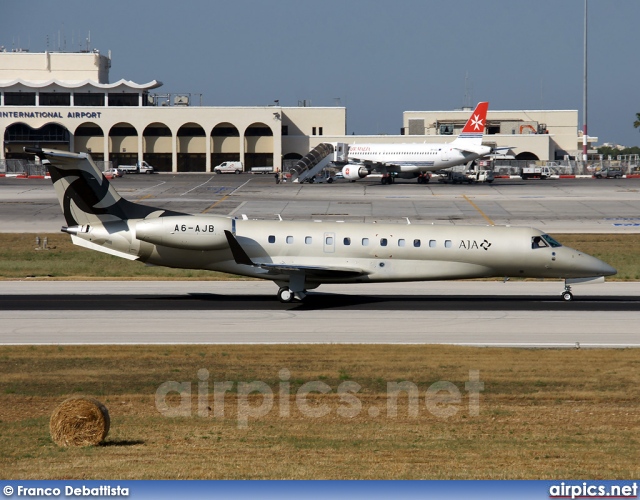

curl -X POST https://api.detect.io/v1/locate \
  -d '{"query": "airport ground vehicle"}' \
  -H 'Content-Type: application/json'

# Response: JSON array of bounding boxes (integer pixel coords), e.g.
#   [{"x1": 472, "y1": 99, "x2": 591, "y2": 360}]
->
[
  {"x1": 105, "y1": 167, "x2": 123, "y2": 178},
  {"x1": 594, "y1": 167, "x2": 622, "y2": 179},
  {"x1": 251, "y1": 166, "x2": 273, "y2": 174},
  {"x1": 214, "y1": 161, "x2": 243, "y2": 174},
  {"x1": 118, "y1": 161, "x2": 154, "y2": 174},
  {"x1": 213, "y1": 161, "x2": 243, "y2": 174},
  {"x1": 472, "y1": 169, "x2": 494, "y2": 183},
  {"x1": 521, "y1": 166, "x2": 551, "y2": 180},
  {"x1": 438, "y1": 171, "x2": 475, "y2": 184}
]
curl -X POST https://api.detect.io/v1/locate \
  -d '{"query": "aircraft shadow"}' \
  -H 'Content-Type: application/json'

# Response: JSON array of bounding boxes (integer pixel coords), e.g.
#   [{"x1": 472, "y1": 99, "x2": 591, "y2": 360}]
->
[{"x1": 2, "y1": 294, "x2": 639, "y2": 312}]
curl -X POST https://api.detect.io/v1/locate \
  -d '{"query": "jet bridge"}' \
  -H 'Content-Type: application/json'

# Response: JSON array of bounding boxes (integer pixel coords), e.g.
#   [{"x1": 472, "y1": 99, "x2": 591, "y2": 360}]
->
[{"x1": 290, "y1": 143, "x2": 348, "y2": 183}]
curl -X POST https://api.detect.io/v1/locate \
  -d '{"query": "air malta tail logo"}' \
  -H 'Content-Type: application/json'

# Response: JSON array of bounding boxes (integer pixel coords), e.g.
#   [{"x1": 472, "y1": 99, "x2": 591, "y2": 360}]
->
[
  {"x1": 461, "y1": 102, "x2": 489, "y2": 133},
  {"x1": 470, "y1": 114, "x2": 484, "y2": 131}
]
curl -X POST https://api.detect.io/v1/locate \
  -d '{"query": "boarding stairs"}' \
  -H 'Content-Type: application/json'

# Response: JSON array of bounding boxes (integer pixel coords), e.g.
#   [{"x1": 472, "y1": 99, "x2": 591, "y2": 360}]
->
[{"x1": 290, "y1": 143, "x2": 336, "y2": 183}]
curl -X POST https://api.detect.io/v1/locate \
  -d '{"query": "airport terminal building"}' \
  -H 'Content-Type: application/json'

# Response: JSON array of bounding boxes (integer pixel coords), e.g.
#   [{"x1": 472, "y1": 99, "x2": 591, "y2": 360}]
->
[{"x1": 0, "y1": 49, "x2": 594, "y2": 172}]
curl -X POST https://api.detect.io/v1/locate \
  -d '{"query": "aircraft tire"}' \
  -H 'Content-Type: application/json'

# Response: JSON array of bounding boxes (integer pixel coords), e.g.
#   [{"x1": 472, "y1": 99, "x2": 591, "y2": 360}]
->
[
  {"x1": 561, "y1": 291, "x2": 573, "y2": 302},
  {"x1": 278, "y1": 287, "x2": 294, "y2": 303}
]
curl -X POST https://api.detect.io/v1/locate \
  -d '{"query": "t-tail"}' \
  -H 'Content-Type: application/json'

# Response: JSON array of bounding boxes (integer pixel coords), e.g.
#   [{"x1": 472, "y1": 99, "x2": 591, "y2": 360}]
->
[
  {"x1": 451, "y1": 101, "x2": 489, "y2": 147},
  {"x1": 26, "y1": 148, "x2": 177, "y2": 231}
]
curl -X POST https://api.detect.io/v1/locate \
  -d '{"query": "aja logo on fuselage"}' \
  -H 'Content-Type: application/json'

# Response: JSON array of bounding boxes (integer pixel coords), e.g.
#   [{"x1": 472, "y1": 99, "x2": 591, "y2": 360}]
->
[{"x1": 459, "y1": 239, "x2": 492, "y2": 251}]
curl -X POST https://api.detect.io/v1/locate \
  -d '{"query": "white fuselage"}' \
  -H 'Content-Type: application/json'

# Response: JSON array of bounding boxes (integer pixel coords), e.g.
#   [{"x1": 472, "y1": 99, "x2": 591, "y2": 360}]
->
[
  {"x1": 347, "y1": 142, "x2": 492, "y2": 173},
  {"x1": 76, "y1": 216, "x2": 615, "y2": 288}
]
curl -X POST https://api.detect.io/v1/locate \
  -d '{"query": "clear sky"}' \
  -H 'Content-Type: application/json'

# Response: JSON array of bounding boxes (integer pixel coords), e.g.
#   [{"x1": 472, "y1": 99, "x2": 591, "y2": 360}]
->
[{"x1": 2, "y1": 0, "x2": 639, "y2": 146}]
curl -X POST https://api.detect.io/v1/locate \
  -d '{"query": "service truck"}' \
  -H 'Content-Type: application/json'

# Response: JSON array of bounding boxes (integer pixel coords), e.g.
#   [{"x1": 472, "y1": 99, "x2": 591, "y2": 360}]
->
[
  {"x1": 118, "y1": 161, "x2": 154, "y2": 174},
  {"x1": 521, "y1": 165, "x2": 551, "y2": 180}
]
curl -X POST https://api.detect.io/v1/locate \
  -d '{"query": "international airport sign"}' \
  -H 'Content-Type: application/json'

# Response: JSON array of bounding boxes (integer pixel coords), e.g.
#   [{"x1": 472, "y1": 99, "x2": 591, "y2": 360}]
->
[{"x1": 0, "y1": 111, "x2": 103, "y2": 120}]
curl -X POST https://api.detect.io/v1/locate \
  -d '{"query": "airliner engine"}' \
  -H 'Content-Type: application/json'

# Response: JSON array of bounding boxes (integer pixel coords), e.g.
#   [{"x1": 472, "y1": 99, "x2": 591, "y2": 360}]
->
[
  {"x1": 342, "y1": 165, "x2": 369, "y2": 180},
  {"x1": 135, "y1": 216, "x2": 232, "y2": 250}
]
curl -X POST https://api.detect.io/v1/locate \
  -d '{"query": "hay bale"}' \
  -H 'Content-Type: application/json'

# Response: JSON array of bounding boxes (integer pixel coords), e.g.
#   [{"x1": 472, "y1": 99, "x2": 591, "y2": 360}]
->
[{"x1": 50, "y1": 397, "x2": 110, "y2": 447}]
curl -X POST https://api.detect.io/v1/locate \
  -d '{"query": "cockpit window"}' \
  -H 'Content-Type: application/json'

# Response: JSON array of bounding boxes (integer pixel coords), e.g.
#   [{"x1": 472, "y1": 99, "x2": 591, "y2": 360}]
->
[
  {"x1": 532, "y1": 234, "x2": 563, "y2": 249},
  {"x1": 541, "y1": 234, "x2": 562, "y2": 248},
  {"x1": 531, "y1": 236, "x2": 548, "y2": 249}
]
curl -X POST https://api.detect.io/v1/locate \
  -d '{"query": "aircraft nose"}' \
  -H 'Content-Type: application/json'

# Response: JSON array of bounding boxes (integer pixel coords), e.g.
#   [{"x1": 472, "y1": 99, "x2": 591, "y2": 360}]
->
[{"x1": 576, "y1": 252, "x2": 617, "y2": 277}]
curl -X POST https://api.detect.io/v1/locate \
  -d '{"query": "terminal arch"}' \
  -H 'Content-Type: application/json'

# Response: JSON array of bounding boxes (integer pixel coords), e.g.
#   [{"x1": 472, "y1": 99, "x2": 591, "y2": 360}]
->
[
  {"x1": 211, "y1": 123, "x2": 240, "y2": 169},
  {"x1": 244, "y1": 122, "x2": 273, "y2": 169},
  {"x1": 74, "y1": 122, "x2": 105, "y2": 161},
  {"x1": 109, "y1": 122, "x2": 138, "y2": 167},
  {"x1": 515, "y1": 152, "x2": 539, "y2": 161},
  {"x1": 177, "y1": 123, "x2": 206, "y2": 172},
  {"x1": 143, "y1": 123, "x2": 172, "y2": 172},
  {"x1": 3, "y1": 122, "x2": 70, "y2": 159},
  {"x1": 283, "y1": 152, "x2": 303, "y2": 172}
]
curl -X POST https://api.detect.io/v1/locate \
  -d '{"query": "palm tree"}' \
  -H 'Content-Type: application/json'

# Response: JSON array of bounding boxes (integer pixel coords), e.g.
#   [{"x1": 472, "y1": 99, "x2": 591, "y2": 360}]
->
[{"x1": 635, "y1": 113, "x2": 640, "y2": 130}]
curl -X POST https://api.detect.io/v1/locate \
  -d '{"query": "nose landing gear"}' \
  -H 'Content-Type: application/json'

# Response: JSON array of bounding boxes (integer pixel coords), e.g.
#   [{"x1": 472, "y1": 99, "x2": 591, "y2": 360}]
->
[
  {"x1": 561, "y1": 284, "x2": 573, "y2": 302},
  {"x1": 277, "y1": 287, "x2": 306, "y2": 303}
]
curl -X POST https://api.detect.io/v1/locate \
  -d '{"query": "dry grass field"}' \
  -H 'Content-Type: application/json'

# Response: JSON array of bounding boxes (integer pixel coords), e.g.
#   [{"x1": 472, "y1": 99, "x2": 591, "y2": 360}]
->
[
  {"x1": 0, "y1": 232, "x2": 639, "y2": 280},
  {"x1": 0, "y1": 345, "x2": 638, "y2": 479}
]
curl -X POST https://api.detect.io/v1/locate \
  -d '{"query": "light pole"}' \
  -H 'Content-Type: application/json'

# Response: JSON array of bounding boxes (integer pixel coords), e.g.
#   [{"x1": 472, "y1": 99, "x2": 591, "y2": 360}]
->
[{"x1": 582, "y1": 0, "x2": 588, "y2": 162}]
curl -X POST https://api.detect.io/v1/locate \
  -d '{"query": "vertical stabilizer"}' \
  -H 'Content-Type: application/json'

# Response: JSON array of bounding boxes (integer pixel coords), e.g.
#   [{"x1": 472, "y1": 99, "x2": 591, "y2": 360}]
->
[
  {"x1": 452, "y1": 102, "x2": 489, "y2": 146},
  {"x1": 26, "y1": 148, "x2": 177, "y2": 227}
]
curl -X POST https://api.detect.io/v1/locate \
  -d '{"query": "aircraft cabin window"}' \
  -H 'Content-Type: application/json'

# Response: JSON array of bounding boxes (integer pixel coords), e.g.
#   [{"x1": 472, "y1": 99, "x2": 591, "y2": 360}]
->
[
  {"x1": 326, "y1": 236, "x2": 334, "y2": 245},
  {"x1": 445, "y1": 240, "x2": 452, "y2": 248},
  {"x1": 343, "y1": 237, "x2": 351, "y2": 246},
  {"x1": 305, "y1": 236, "x2": 312, "y2": 244},
  {"x1": 429, "y1": 240, "x2": 436, "y2": 248},
  {"x1": 268, "y1": 235, "x2": 276, "y2": 243},
  {"x1": 380, "y1": 238, "x2": 388, "y2": 246},
  {"x1": 398, "y1": 239, "x2": 406, "y2": 247},
  {"x1": 414, "y1": 239, "x2": 421, "y2": 248},
  {"x1": 286, "y1": 236, "x2": 293, "y2": 244},
  {"x1": 362, "y1": 238, "x2": 369, "y2": 246}
]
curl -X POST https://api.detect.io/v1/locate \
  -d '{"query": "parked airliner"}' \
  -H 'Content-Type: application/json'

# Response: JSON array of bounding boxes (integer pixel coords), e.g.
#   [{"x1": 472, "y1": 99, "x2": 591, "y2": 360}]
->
[
  {"x1": 341, "y1": 102, "x2": 493, "y2": 184},
  {"x1": 30, "y1": 147, "x2": 615, "y2": 302}
]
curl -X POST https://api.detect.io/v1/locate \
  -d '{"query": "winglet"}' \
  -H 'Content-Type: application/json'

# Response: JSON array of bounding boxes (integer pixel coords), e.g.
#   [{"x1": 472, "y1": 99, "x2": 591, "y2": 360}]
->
[
  {"x1": 224, "y1": 230, "x2": 255, "y2": 266},
  {"x1": 460, "y1": 102, "x2": 489, "y2": 135}
]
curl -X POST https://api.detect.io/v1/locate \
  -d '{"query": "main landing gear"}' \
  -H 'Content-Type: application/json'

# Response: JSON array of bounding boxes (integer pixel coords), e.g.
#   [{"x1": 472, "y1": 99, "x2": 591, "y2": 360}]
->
[
  {"x1": 277, "y1": 287, "x2": 306, "y2": 303},
  {"x1": 380, "y1": 174, "x2": 394, "y2": 185}
]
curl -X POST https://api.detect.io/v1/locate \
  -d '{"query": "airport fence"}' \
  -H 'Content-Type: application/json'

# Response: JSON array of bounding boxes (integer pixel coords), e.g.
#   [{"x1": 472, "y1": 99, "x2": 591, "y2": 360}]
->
[
  {"x1": 491, "y1": 159, "x2": 640, "y2": 176},
  {"x1": 0, "y1": 159, "x2": 113, "y2": 175},
  {"x1": 0, "y1": 159, "x2": 47, "y2": 176}
]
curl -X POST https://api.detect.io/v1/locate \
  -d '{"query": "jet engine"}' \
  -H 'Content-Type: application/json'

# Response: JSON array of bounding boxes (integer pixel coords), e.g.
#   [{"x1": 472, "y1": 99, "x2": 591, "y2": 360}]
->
[
  {"x1": 342, "y1": 165, "x2": 369, "y2": 180},
  {"x1": 136, "y1": 216, "x2": 232, "y2": 250}
]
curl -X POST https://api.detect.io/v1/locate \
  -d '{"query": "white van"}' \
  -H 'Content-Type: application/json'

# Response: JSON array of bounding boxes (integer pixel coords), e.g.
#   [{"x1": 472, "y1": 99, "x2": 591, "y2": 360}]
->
[{"x1": 213, "y1": 161, "x2": 243, "y2": 174}]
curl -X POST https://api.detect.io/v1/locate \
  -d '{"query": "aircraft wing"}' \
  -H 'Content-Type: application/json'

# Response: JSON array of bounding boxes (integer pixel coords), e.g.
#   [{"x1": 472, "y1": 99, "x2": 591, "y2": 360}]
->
[
  {"x1": 258, "y1": 263, "x2": 367, "y2": 279},
  {"x1": 224, "y1": 230, "x2": 369, "y2": 279}
]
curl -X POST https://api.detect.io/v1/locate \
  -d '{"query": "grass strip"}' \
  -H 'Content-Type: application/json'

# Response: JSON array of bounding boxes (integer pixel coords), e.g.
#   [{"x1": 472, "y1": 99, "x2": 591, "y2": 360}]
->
[
  {"x1": 0, "y1": 344, "x2": 638, "y2": 479},
  {"x1": 0, "y1": 233, "x2": 638, "y2": 280}
]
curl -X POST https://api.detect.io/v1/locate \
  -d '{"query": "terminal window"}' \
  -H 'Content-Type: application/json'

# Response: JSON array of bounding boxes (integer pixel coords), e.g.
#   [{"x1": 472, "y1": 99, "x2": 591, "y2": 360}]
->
[
  {"x1": 75, "y1": 93, "x2": 105, "y2": 106},
  {"x1": 4, "y1": 92, "x2": 36, "y2": 106},
  {"x1": 39, "y1": 93, "x2": 71, "y2": 106},
  {"x1": 108, "y1": 93, "x2": 138, "y2": 106}
]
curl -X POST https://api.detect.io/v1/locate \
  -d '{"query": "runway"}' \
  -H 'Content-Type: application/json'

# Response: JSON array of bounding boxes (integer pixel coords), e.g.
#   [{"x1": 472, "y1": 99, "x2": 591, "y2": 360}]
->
[{"x1": 1, "y1": 281, "x2": 638, "y2": 347}]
